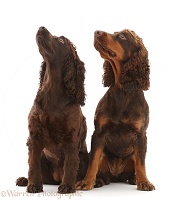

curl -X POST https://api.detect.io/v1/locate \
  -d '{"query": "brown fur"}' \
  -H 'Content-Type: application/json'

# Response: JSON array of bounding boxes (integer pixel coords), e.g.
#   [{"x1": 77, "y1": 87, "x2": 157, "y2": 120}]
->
[
  {"x1": 16, "y1": 27, "x2": 88, "y2": 194},
  {"x1": 76, "y1": 29, "x2": 155, "y2": 191}
]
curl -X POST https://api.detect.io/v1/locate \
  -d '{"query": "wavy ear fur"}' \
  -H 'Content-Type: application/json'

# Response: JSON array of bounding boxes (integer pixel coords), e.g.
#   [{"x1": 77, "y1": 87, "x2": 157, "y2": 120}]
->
[
  {"x1": 102, "y1": 60, "x2": 115, "y2": 87},
  {"x1": 39, "y1": 61, "x2": 46, "y2": 91},
  {"x1": 63, "y1": 55, "x2": 86, "y2": 106},
  {"x1": 119, "y1": 36, "x2": 150, "y2": 91}
]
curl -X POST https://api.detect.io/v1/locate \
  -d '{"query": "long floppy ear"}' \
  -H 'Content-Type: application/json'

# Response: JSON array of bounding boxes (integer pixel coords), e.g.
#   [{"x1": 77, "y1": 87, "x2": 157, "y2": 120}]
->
[
  {"x1": 63, "y1": 56, "x2": 86, "y2": 106},
  {"x1": 75, "y1": 59, "x2": 86, "y2": 106},
  {"x1": 39, "y1": 61, "x2": 46, "y2": 90},
  {"x1": 102, "y1": 60, "x2": 115, "y2": 87},
  {"x1": 35, "y1": 61, "x2": 46, "y2": 103},
  {"x1": 119, "y1": 45, "x2": 150, "y2": 91}
]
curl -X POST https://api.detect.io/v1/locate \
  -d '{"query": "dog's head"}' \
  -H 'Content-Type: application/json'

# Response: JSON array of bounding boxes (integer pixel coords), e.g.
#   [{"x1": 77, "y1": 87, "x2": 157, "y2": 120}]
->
[
  {"x1": 37, "y1": 27, "x2": 86, "y2": 106},
  {"x1": 36, "y1": 26, "x2": 77, "y2": 64},
  {"x1": 94, "y1": 29, "x2": 150, "y2": 91}
]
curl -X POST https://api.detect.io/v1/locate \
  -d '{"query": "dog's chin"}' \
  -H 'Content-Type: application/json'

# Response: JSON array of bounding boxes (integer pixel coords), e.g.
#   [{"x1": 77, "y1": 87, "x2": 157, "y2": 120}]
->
[
  {"x1": 36, "y1": 35, "x2": 54, "y2": 55},
  {"x1": 94, "y1": 41, "x2": 116, "y2": 59}
]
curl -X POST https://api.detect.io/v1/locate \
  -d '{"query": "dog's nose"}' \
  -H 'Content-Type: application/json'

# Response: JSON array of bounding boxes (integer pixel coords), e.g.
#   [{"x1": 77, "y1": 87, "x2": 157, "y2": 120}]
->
[
  {"x1": 94, "y1": 30, "x2": 103, "y2": 36},
  {"x1": 39, "y1": 26, "x2": 46, "y2": 31}
]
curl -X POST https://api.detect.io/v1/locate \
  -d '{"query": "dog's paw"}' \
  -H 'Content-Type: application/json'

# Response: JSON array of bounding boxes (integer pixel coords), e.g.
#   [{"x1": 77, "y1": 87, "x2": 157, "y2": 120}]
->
[
  {"x1": 94, "y1": 178, "x2": 105, "y2": 188},
  {"x1": 76, "y1": 180, "x2": 94, "y2": 190},
  {"x1": 94, "y1": 177, "x2": 110, "y2": 188},
  {"x1": 58, "y1": 184, "x2": 76, "y2": 194},
  {"x1": 16, "y1": 177, "x2": 28, "y2": 186},
  {"x1": 128, "y1": 175, "x2": 136, "y2": 185},
  {"x1": 137, "y1": 182, "x2": 155, "y2": 191},
  {"x1": 27, "y1": 184, "x2": 43, "y2": 193}
]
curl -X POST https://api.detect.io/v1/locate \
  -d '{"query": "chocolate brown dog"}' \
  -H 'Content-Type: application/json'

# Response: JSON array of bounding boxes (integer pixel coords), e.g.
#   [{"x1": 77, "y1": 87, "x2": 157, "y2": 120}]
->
[{"x1": 16, "y1": 26, "x2": 88, "y2": 194}]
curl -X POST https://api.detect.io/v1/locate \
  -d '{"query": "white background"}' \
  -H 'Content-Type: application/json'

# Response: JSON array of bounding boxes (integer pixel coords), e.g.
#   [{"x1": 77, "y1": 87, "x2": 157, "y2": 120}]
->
[{"x1": 0, "y1": 0, "x2": 170, "y2": 199}]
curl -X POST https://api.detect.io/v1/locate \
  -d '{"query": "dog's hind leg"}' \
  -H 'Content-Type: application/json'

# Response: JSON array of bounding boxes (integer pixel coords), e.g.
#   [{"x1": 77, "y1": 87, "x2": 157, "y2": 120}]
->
[
  {"x1": 41, "y1": 151, "x2": 62, "y2": 185},
  {"x1": 77, "y1": 150, "x2": 89, "y2": 181}
]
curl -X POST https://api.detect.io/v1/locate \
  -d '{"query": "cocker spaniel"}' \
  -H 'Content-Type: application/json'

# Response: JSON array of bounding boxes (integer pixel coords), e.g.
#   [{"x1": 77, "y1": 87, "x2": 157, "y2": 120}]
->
[
  {"x1": 76, "y1": 29, "x2": 155, "y2": 191},
  {"x1": 16, "y1": 26, "x2": 88, "y2": 194}
]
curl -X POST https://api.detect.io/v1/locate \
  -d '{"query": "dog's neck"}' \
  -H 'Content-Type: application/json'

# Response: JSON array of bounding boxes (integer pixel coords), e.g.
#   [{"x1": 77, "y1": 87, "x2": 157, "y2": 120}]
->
[
  {"x1": 37, "y1": 62, "x2": 69, "y2": 111},
  {"x1": 42, "y1": 62, "x2": 63, "y2": 88}
]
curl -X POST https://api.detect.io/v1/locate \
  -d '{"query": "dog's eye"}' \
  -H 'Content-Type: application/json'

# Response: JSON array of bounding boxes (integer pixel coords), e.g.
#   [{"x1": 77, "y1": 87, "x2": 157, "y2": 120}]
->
[
  {"x1": 58, "y1": 38, "x2": 64, "y2": 44},
  {"x1": 119, "y1": 34, "x2": 126, "y2": 40}
]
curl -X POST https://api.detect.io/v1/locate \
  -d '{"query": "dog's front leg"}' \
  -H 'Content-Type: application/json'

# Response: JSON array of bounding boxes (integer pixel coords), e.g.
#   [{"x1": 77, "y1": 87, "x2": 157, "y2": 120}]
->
[
  {"x1": 134, "y1": 133, "x2": 155, "y2": 191},
  {"x1": 76, "y1": 133, "x2": 105, "y2": 190},
  {"x1": 27, "y1": 133, "x2": 43, "y2": 193},
  {"x1": 58, "y1": 142, "x2": 79, "y2": 194}
]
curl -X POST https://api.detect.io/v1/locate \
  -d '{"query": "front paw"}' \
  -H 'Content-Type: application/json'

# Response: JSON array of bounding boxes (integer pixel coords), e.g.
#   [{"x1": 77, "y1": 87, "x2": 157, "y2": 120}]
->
[
  {"x1": 27, "y1": 184, "x2": 43, "y2": 193},
  {"x1": 76, "y1": 180, "x2": 94, "y2": 190},
  {"x1": 137, "y1": 182, "x2": 155, "y2": 191},
  {"x1": 58, "y1": 184, "x2": 76, "y2": 194}
]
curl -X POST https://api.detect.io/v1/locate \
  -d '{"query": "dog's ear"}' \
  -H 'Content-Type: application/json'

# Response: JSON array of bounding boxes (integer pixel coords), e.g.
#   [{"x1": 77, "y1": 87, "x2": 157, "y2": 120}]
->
[
  {"x1": 102, "y1": 60, "x2": 115, "y2": 87},
  {"x1": 35, "y1": 61, "x2": 46, "y2": 104},
  {"x1": 63, "y1": 39, "x2": 86, "y2": 106},
  {"x1": 39, "y1": 61, "x2": 46, "y2": 90},
  {"x1": 119, "y1": 47, "x2": 150, "y2": 91},
  {"x1": 75, "y1": 59, "x2": 86, "y2": 106},
  {"x1": 63, "y1": 56, "x2": 86, "y2": 106}
]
